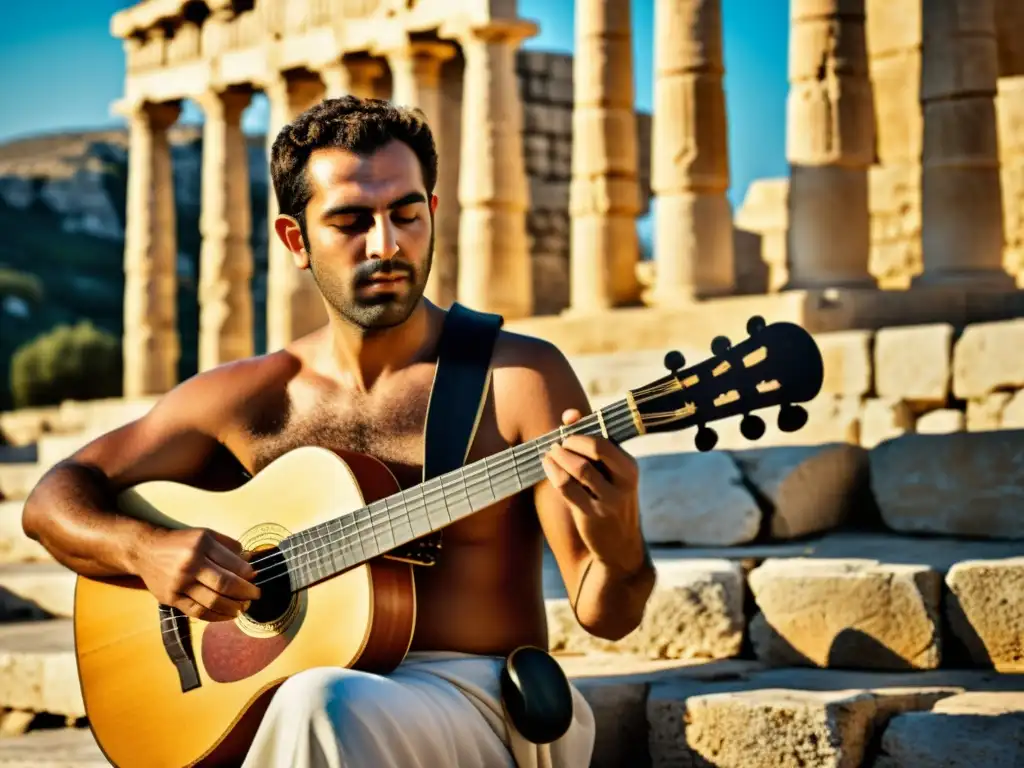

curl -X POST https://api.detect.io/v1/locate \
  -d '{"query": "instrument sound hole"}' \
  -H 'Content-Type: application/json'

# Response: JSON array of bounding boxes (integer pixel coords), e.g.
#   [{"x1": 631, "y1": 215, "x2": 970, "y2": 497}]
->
[{"x1": 244, "y1": 545, "x2": 294, "y2": 625}]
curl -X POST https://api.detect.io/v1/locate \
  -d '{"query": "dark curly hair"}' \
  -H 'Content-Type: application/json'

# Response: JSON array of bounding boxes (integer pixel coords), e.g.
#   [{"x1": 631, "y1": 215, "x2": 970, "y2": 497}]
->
[{"x1": 269, "y1": 95, "x2": 438, "y2": 234}]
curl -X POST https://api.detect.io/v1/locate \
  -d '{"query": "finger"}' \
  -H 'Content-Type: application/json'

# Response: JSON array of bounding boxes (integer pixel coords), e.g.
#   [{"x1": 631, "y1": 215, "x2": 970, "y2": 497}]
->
[
  {"x1": 547, "y1": 444, "x2": 617, "y2": 500},
  {"x1": 561, "y1": 408, "x2": 584, "y2": 426},
  {"x1": 560, "y1": 434, "x2": 638, "y2": 481},
  {"x1": 208, "y1": 530, "x2": 250, "y2": 561},
  {"x1": 207, "y1": 539, "x2": 259, "y2": 583},
  {"x1": 542, "y1": 455, "x2": 598, "y2": 510},
  {"x1": 175, "y1": 592, "x2": 236, "y2": 622},
  {"x1": 184, "y1": 582, "x2": 248, "y2": 618},
  {"x1": 195, "y1": 557, "x2": 262, "y2": 601}
]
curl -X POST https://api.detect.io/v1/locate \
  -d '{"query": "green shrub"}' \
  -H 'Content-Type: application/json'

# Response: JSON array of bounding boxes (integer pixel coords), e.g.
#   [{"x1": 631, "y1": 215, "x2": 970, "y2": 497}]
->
[
  {"x1": 0, "y1": 268, "x2": 44, "y2": 305},
  {"x1": 10, "y1": 321, "x2": 122, "y2": 408}
]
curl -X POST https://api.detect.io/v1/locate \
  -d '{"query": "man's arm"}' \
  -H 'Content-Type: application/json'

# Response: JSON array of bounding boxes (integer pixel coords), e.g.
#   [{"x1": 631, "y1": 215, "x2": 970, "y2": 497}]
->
[
  {"x1": 21, "y1": 366, "x2": 261, "y2": 621},
  {"x1": 511, "y1": 337, "x2": 656, "y2": 641}
]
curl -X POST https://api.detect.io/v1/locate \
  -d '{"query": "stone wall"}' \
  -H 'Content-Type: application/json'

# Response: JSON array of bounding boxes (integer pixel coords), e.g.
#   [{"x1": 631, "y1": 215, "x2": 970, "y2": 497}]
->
[{"x1": 516, "y1": 50, "x2": 653, "y2": 315}]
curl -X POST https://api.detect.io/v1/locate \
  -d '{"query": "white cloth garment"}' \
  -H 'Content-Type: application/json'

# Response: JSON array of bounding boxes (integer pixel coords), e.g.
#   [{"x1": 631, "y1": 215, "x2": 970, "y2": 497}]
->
[{"x1": 241, "y1": 651, "x2": 596, "y2": 768}]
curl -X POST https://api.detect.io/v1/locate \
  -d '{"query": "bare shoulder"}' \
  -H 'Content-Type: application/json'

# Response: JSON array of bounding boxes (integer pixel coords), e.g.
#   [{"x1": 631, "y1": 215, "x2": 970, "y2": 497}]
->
[
  {"x1": 145, "y1": 352, "x2": 301, "y2": 433},
  {"x1": 490, "y1": 330, "x2": 591, "y2": 442}
]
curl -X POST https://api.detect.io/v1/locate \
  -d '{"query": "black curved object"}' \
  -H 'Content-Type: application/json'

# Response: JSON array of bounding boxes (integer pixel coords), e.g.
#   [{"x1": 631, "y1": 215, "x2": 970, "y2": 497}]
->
[{"x1": 500, "y1": 645, "x2": 575, "y2": 744}]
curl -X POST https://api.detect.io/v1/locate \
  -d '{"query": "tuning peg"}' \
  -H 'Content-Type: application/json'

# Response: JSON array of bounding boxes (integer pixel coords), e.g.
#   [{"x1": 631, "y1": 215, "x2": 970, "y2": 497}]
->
[
  {"x1": 777, "y1": 403, "x2": 808, "y2": 433},
  {"x1": 663, "y1": 350, "x2": 686, "y2": 372},
  {"x1": 694, "y1": 425, "x2": 719, "y2": 452},
  {"x1": 711, "y1": 335, "x2": 731, "y2": 357},
  {"x1": 740, "y1": 414, "x2": 766, "y2": 441},
  {"x1": 746, "y1": 315, "x2": 766, "y2": 335}
]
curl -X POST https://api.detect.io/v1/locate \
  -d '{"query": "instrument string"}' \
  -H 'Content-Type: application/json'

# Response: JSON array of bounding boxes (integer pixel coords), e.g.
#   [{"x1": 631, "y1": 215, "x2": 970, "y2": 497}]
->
[{"x1": 245, "y1": 406, "x2": 641, "y2": 588}]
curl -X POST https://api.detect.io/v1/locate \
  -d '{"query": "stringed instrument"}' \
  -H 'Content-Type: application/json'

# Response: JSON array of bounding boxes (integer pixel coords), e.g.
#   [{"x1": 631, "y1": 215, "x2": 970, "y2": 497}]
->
[{"x1": 74, "y1": 315, "x2": 824, "y2": 767}]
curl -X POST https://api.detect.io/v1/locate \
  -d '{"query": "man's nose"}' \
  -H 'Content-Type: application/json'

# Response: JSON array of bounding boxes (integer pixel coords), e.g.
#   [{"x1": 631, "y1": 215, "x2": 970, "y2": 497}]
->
[{"x1": 366, "y1": 215, "x2": 399, "y2": 261}]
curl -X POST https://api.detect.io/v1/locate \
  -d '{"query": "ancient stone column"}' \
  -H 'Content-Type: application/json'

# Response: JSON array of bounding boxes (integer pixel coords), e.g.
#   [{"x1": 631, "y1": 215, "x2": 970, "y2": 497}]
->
[
  {"x1": 264, "y1": 75, "x2": 328, "y2": 351},
  {"x1": 387, "y1": 42, "x2": 459, "y2": 307},
  {"x1": 452, "y1": 21, "x2": 537, "y2": 319},
  {"x1": 197, "y1": 89, "x2": 254, "y2": 371},
  {"x1": 122, "y1": 100, "x2": 181, "y2": 397},
  {"x1": 915, "y1": 0, "x2": 1011, "y2": 286},
  {"x1": 649, "y1": 0, "x2": 735, "y2": 305},
  {"x1": 568, "y1": 0, "x2": 641, "y2": 312},
  {"x1": 785, "y1": 0, "x2": 875, "y2": 289},
  {"x1": 866, "y1": 0, "x2": 923, "y2": 289},
  {"x1": 320, "y1": 59, "x2": 385, "y2": 99},
  {"x1": 996, "y1": 0, "x2": 1024, "y2": 283}
]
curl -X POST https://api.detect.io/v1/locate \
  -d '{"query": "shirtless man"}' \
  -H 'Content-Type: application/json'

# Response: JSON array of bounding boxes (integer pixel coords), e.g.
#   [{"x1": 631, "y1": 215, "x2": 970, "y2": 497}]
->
[{"x1": 21, "y1": 96, "x2": 655, "y2": 767}]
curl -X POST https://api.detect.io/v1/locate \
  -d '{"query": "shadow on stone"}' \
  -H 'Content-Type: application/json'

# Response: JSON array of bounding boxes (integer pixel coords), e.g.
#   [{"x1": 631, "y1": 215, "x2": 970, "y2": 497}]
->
[
  {"x1": 0, "y1": 588, "x2": 54, "y2": 622},
  {"x1": 827, "y1": 628, "x2": 922, "y2": 671},
  {"x1": 942, "y1": 589, "x2": 994, "y2": 669}
]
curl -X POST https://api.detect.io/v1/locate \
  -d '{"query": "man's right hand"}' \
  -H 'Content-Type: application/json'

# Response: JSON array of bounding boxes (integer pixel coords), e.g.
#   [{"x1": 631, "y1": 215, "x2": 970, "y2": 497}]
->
[{"x1": 135, "y1": 528, "x2": 262, "y2": 622}]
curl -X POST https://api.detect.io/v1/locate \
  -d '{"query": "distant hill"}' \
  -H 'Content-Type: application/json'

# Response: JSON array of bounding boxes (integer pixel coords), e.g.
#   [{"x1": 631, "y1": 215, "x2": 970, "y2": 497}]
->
[{"x1": 0, "y1": 126, "x2": 271, "y2": 410}]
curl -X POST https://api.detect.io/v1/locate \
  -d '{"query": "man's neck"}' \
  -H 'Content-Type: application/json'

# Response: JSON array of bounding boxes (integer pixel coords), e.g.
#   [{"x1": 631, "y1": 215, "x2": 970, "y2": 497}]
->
[{"x1": 323, "y1": 301, "x2": 438, "y2": 392}]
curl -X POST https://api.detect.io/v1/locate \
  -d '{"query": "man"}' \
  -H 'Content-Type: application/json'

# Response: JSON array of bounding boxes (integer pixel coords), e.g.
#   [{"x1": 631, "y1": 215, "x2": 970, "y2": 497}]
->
[{"x1": 21, "y1": 96, "x2": 655, "y2": 767}]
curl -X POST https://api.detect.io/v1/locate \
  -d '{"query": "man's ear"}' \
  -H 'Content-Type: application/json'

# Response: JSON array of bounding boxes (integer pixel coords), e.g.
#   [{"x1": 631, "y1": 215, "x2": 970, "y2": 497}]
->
[
  {"x1": 430, "y1": 194, "x2": 438, "y2": 215},
  {"x1": 274, "y1": 215, "x2": 310, "y2": 270}
]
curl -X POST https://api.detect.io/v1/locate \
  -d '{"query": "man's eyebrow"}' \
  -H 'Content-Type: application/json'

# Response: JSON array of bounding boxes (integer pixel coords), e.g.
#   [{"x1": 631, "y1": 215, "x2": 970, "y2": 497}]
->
[{"x1": 321, "y1": 192, "x2": 427, "y2": 218}]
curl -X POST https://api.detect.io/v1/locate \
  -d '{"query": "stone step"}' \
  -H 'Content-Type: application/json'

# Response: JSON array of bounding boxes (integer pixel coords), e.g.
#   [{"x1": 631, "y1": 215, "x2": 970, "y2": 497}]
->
[
  {"x1": 0, "y1": 503, "x2": 50, "y2": 565},
  {"x1": 0, "y1": 727, "x2": 105, "y2": 767},
  {"x1": 0, "y1": 563, "x2": 75, "y2": 621},
  {"x1": 643, "y1": 666, "x2": 1024, "y2": 768},
  {"x1": 0, "y1": 465, "x2": 43, "y2": 504},
  {"x1": 0, "y1": 621, "x2": 81, "y2": 718}
]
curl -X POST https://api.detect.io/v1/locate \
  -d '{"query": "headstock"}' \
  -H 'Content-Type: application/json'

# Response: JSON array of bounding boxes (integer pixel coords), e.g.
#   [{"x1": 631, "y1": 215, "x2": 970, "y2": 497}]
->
[{"x1": 626, "y1": 316, "x2": 824, "y2": 451}]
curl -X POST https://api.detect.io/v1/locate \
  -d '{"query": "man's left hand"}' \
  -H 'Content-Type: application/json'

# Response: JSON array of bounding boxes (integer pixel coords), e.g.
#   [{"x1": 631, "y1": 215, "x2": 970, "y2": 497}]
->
[{"x1": 541, "y1": 408, "x2": 645, "y2": 574}]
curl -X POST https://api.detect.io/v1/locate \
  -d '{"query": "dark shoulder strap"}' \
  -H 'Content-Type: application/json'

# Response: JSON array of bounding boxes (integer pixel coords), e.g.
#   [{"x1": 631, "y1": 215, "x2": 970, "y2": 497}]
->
[
  {"x1": 422, "y1": 302, "x2": 505, "y2": 482},
  {"x1": 383, "y1": 302, "x2": 503, "y2": 567}
]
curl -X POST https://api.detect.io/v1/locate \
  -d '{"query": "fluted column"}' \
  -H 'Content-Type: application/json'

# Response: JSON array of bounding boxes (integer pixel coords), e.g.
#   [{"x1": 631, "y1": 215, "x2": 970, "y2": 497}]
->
[
  {"x1": 197, "y1": 89, "x2": 254, "y2": 371},
  {"x1": 452, "y1": 21, "x2": 537, "y2": 319},
  {"x1": 264, "y1": 75, "x2": 327, "y2": 351},
  {"x1": 569, "y1": 0, "x2": 641, "y2": 312},
  {"x1": 914, "y1": 0, "x2": 1011, "y2": 286},
  {"x1": 387, "y1": 41, "x2": 459, "y2": 307},
  {"x1": 122, "y1": 100, "x2": 181, "y2": 397},
  {"x1": 785, "y1": 0, "x2": 875, "y2": 289},
  {"x1": 996, "y1": 0, "x2": 1024, "y2": 283},
  {"x1": 650, "y1": 0, "x2": 735, "y2": 304},
  {"x1": 320, "y1": 59, "x2": 385, "y2": 99}
]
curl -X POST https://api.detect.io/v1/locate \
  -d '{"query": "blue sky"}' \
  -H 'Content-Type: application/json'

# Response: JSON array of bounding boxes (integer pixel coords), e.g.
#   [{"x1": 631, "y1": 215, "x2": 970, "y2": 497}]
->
[{"x1": 0, "y1": 0, "x2": 789, "y2": 208}]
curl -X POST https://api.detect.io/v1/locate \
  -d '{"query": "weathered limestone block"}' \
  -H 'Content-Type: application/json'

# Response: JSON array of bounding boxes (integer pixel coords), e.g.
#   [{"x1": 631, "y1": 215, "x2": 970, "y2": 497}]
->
[
  {"x1": 860, "y1": 397, "x2": 914, "y2": 448},
  {"x1": 868, "y1": 163, "x2": 922, "y2": 288},
  {"x1": 915, "y1": 408, "x2": 965, "y2": 434},
  {"x1": 952, "y1": 319, "x2": 1024, "y2": 398},
  {"x1": 731, "y1": 443, "x2": 869, "y2": 539},
  {"x1": 965, "y1": 391, "x2": 1011, "y2": 430},
  {"x1": 998, "y1": 76, "x2": 1024, "y2": 283},
  {"x1": 874, "y1": 692, "x2": 1024, "y2": 768},
  {"x1": 870, "y1": 431, "x2": 1024, "y2": 539},
  {"x1": 817, "y1": 330, "x2": 872, "y2": 397},
  {"x1": 650, "y1": 684, "x2": 956, "y2": 768},
  {"x1": 547, "y1": 560, "x2": 745, "y2": 660},
  {"x1": 747, "y1": 559, "x2": 942, "y2": 669},
  {"x1": 945, "y1": 558, "x2": 1024, "y2": 671},
  {"x1": 1000, "y1": 390, "x2": 1024, "y2": 427},
  {"x1": 637, "y1": 453, "x2": 761, "y2": 546},
  {"x1": 734, "y1": 178, "x2": 789, "y2": 293},
  {"x1": 874, "y1": 324, "x2": 953, "y2": 406}
]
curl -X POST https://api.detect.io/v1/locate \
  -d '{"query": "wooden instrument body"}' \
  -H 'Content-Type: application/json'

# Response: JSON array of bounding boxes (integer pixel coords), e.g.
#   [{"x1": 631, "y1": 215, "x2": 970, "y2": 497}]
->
[{"x1": 74, "y1": 447, "x2": 416, "y2": 768}]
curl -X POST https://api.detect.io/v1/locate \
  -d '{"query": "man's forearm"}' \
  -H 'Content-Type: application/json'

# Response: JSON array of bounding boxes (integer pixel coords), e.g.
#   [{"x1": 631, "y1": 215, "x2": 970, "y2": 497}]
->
[
  {"x1": 572, "y1": 544, "x2": 656, "y2": 641},
  {"x1": 22, "y1": 460, "x2": 153, "y2": 579}
]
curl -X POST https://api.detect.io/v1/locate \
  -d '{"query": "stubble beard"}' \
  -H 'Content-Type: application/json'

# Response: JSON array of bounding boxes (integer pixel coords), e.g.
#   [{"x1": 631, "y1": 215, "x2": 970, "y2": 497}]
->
[{"x1": 308, "y1": 226, "x2": 434, "y2": 332}]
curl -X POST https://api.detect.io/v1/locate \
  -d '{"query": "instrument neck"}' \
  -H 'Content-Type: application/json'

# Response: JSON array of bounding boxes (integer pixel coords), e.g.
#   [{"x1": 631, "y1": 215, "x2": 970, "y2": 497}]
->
[{"x1": 279, "y1": 397, "x2": 641, "y2": 590}]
